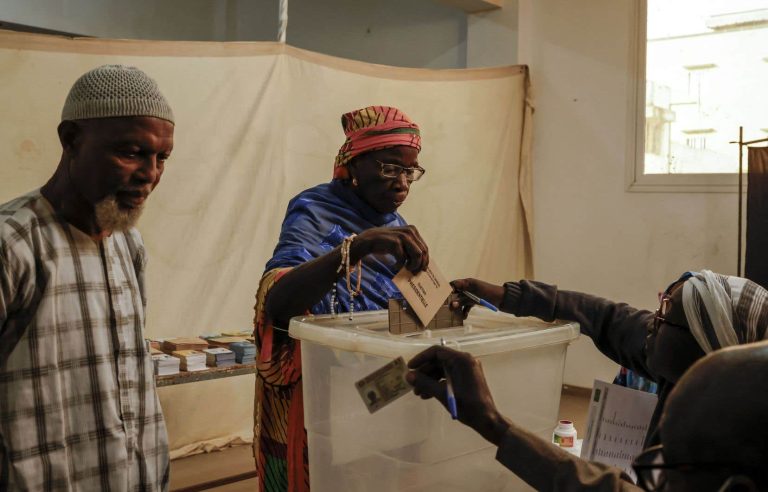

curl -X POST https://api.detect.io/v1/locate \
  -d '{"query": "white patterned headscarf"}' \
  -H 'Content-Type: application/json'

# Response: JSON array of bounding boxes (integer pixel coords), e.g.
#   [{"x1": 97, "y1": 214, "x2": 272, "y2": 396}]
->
[{"x1": 682, "y1": 270, "x2": 768, "y2": 353}]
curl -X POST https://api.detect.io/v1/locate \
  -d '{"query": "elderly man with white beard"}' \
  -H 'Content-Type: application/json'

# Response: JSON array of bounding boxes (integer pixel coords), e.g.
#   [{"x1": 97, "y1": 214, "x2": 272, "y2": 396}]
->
[{"x1": 0, "y1": 65, "x2": 174, "y2": 491}]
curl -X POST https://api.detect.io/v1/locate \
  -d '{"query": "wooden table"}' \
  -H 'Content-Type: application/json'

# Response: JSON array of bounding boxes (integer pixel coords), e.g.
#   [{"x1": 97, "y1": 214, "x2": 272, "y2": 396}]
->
[{"x1": 155, "y1": 363, "x2": 258, "y2": 387}]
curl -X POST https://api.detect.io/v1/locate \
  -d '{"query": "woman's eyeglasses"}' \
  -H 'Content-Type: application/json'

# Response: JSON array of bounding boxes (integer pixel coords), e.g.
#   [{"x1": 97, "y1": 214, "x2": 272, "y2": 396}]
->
[
  {"x1": 650, "y1": 288, "x2": 688, "y2": 336},
  {"x1": 376, "y1": 161, "x2": 426, "y2": 182}
]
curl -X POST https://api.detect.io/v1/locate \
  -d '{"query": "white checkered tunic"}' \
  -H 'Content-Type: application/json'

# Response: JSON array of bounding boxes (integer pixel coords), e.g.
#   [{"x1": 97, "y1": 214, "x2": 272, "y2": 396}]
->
[{"x1": 0, "y1": 190, "x2": 169, "y2": 491}]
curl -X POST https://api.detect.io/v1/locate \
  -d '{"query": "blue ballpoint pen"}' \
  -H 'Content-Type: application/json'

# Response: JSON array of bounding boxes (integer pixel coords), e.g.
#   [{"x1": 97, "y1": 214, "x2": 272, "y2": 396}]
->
[
  {"x1": 461, "y1": 290, "x2": 499, "y2": 312},
  {"x1": 440, "y1": 338, "x2": 459, "y2": 420}
]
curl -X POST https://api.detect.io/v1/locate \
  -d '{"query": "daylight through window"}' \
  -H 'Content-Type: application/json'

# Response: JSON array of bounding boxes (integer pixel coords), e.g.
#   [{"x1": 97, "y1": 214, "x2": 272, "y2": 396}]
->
[{"x1": 644, "y1": 0, "x2": 768, "y2": 174}]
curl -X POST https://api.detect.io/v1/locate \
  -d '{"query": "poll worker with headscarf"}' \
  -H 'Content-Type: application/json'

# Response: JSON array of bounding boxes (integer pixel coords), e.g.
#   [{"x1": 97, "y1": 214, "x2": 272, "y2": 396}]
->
[
  {"x1": 253, "y1": 106, "x2": 430, "y2": 492},
  {"x1": 450, "y1": 270, "x2": 768, "y2": 451},
  {"x1": 0, "y1": 65, "x2": 174, "y2": 491}
]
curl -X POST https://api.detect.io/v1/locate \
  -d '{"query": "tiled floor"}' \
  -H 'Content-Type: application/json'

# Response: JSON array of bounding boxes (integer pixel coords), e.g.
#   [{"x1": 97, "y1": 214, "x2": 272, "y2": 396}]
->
[{"x1": 170, "y1": 386, "x2": 592, "y2": 491}]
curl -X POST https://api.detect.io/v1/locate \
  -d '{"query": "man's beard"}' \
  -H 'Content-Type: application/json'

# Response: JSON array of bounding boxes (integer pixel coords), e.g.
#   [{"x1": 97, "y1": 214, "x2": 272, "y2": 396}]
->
[{"x1": 94, "y1": 195, "x2": 144, "y2": 232}]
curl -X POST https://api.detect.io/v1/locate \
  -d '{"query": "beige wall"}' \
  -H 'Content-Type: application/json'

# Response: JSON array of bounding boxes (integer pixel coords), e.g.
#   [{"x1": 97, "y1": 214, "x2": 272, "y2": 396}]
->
[
  {"x1": 1, "y1": 0, "x2": 467, "y2": 68},
  {"x1": 517, "y1": 0, "x2": 738, "y2": 387},
  {"x1": 0, "y1": 0, "x2": 278, "y2": 40},
  {"x1": 287, "y1": 0, "x2": 467, "y2": 68},
  {"x1": 467, "y1": 0, "x2": 518, "y2": 68}
]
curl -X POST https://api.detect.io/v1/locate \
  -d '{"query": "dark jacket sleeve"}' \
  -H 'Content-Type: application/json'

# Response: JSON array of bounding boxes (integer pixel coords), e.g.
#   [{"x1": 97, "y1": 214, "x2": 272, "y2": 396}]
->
[
  {"x1": 495, "y1": 422, "x2": 642, "y2": 492},
  {"x1": 501, "y1": 280, "x2": 656, "y2": 380}
]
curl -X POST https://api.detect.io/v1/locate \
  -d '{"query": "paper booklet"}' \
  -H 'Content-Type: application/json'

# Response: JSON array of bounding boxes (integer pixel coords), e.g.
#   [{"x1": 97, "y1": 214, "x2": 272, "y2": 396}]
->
[{"x1": 581, "y1": 380, "x2": 658, "y2": 483}]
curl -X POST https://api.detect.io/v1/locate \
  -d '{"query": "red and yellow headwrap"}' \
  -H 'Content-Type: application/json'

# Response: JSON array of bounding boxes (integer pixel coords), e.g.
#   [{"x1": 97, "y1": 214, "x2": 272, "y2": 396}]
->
[{"x1": 333, "y1": 105, "x2": 421, "y2": 179}]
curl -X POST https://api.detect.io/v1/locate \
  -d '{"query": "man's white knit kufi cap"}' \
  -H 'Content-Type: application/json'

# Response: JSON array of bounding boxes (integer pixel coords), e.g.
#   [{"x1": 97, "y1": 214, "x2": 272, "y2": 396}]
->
[{"x1": 61, "y1": 64, "x2": 174, "y2": 124}]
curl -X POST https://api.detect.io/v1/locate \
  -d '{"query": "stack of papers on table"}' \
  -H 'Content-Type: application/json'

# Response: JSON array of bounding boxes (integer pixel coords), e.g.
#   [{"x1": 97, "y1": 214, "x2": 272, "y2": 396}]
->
[
  {"x1": 152, "y1": 354, "x2": 180, "y2": 376},
  {"x1": 204, "y1": 347, "x2": 236, "y2": 367},
  {"x1": 206, "y1": 336, "x2": 247, "y2": 348},
  {"x1": 163, "y1": 337, "x2": 209, "y2": 353},
  {"x1": 172, "y1": 350, "x2": 208, "y2": 372},
  {"x1": 229, "y1": 341, "x2": 256, "y2": 364},
  {"x1": 222, "y1": 330, "x2": 253, "y2": 337}
]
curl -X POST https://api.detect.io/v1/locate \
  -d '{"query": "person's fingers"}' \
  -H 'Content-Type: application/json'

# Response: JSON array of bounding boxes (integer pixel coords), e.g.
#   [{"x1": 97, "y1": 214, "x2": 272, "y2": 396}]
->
[
  {"x1": 464, "y1": 278, "x2": 492, "y2": 299},
  {"x1": 449, "y1": 301, "x2": 474, "y2": 319},
  {"x1": 408, "y1": 371, "x2": 447, "y2": 407},
  {"x1": 465, "y1": 278, "x2": 481, "y2": 295},
  {"x1": 448, "y1": 284, "x2": 477, "y2": 318},
  {"x1": 407, "y1": 345, "x2": 442, "y2": 369},
  {"x1": 407, "y1": 226, "x2": 429, "y2": 271},
  {"x1": 451, "y1": 280, "x2": 478, "y2": 305},
  {"x1": 359, "y1": 226, "x2": 430, "y2": 273},
  {"x1": 456, "y1": 290, "x2": 476, "y2": 305},
  {"x1": 412, "y1": 360, "x2": 444, "y2": 380},
  {"x1": 450, "y1": 278, "x2": 471, "y2": 292},
  {"x1": 404, "y1": 233, "x2": 426, "y2": 273},
  {"x1": 400, "y1": 235, "x2": 425, "y2": 273},
  {"x1": 407, "y1": 345, "x2": 459, "y2": 369},
  {"x1": 389, "y1": 240, "x2": 407, "y2": 272},
  {"x1": 461, "y1": 304, "x2": 473, "y2": 320},
  {"x1": 456, "y1": 278, "x2": 505, "y2": 308}
]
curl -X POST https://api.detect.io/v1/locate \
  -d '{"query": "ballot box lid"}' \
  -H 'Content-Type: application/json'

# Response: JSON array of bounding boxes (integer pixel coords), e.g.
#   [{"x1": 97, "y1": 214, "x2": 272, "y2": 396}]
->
[{"x1": 289, "y1": 308, "x2": 579, "y2": 359}]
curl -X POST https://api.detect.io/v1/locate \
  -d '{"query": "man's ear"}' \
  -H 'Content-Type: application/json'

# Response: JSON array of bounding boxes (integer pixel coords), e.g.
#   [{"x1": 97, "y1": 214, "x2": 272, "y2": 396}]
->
[{"x1": 57, "y1": 120, "x2": 81, "y2": 156}]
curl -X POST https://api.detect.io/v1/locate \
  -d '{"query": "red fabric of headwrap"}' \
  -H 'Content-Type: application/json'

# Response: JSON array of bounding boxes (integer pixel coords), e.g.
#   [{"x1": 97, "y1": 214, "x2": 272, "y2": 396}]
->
[{"x1": 333, "y1": 105, "x2": 421, "y2": 179}]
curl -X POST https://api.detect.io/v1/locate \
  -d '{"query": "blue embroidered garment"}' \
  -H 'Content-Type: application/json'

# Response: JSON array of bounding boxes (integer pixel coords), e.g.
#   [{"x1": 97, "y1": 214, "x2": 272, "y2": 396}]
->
[{"x1": 265, "y1": 180, "x2": 406, "y2": 315}]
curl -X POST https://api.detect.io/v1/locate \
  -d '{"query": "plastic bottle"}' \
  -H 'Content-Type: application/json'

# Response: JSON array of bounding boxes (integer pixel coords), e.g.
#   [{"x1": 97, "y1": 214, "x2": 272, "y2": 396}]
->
[{"x1": 553, "y1": 420, "x2": 577, "y2": 448}]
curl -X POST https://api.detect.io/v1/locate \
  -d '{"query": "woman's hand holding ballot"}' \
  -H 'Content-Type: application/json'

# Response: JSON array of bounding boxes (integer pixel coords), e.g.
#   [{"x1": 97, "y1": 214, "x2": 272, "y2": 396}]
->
[
  {"x1": 353, "y1": 225, "x2": 430, "y2": 274},
  {"x1": 266, "y1": 225, "x2": 429, "y2": 326},
  {"x1": 450, "y1": 278, "x2": 505, "y2": 318},
  {"x1": 406, "y1": 346, "x2": 510, "y2": 446}
]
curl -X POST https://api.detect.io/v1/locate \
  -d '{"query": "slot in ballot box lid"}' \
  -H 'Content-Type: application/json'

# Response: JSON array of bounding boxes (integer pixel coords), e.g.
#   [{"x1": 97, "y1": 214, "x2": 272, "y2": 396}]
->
[{"x1": 289, "y1": 307, "x2": 580, "y2": 359}]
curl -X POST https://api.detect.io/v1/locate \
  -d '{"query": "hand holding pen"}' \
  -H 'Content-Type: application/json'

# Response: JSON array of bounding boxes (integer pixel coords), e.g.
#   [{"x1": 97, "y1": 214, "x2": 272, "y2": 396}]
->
[
  {"x1": 449, "y1": 278, "x2": 505, "y2": 318},
  {"x1": 406, "y1": 345, "x2": 509, "y2": 446},
  {"x1": 460, "y1": 290, "x2": 499, "y2": 312},
  {"x1": 440, "y1": 338, "x2": 459, "y2": 419}
]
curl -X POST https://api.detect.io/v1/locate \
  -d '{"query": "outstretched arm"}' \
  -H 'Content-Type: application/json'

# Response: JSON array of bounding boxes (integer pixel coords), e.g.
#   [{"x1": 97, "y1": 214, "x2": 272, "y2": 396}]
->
[
  {"x1": 266, "y1": 226, "x2": 429, "y2": 327},
  {"x1": 451, "y1": 278, "x2": 654, "y2": 379},
  {"x1": 407, "y1": 346, "x2": 641, "y2": 492}
]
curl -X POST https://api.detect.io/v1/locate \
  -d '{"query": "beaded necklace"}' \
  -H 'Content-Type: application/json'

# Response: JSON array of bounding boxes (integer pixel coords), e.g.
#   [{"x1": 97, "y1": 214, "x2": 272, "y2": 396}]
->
[{"x1": 331, "y1": 234, "x2": 363, "y2": 320}]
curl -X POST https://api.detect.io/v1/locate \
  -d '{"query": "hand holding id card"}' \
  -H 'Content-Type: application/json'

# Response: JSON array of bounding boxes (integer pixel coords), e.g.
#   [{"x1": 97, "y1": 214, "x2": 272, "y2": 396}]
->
[{"x1": 355, "y1": 357, "x2": 411, "y2": 414}]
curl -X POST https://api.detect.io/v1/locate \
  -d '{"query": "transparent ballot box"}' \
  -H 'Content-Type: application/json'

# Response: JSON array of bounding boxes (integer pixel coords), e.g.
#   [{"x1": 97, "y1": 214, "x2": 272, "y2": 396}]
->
[{"x1": 289, "y1": 308, "x2": 580, "y2": 492}]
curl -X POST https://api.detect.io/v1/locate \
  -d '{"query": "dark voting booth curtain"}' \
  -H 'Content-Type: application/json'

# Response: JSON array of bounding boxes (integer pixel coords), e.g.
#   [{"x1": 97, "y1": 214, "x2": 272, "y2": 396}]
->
[{"x1": 745, "y1": 146, "x2": 768, "y2": 289}]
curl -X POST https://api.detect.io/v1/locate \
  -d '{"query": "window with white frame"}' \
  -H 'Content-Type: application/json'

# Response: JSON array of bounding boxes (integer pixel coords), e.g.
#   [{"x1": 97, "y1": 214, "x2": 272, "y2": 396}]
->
[{"x1": 642, "y1": 0, "x2": 768, "y2": 176}]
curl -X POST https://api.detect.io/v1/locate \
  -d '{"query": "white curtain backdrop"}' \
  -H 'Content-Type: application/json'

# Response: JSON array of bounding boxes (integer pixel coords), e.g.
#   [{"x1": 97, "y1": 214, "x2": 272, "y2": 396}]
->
[{"x1": 0, "y1": 30, "x2": 533, "y2": 454}]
